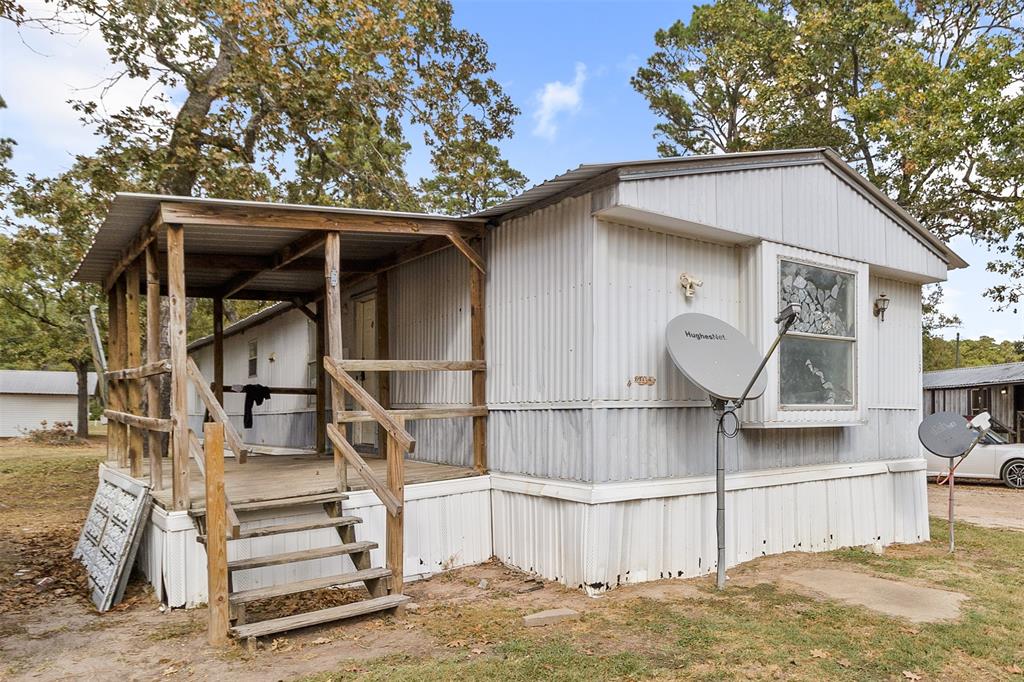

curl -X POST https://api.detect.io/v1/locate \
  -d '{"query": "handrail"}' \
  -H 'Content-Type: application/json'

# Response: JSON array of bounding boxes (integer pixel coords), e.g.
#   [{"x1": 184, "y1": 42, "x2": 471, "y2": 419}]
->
[
  {"x1": 336, "y1": 406, "x2": 487, "y2": 423},
  {"x1": 324, "y1": 356, "x2": 415, "y2": 453},
  {"x1": 185, "y1": 357, "x2": 251, "y2": 463},
  {"x1": 103, "y1": 409, "x2": 173, "y2": 432},
  {"x1": 326, "y1": 424, "x2": 401, "y2": 516},
  {"x1": 106, "y1": 360, "x2": 172, "y2": 380},
  {"x1": 188, "y1": 429, "x2": 241, "y2": 538},
  {"x1": 333, "y1": 359, "x2": 484, "y2": 372}
]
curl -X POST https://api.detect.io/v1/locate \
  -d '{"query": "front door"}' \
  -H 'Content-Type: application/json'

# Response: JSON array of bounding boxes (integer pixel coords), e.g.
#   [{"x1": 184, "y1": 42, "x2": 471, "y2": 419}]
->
[{"x1": 352, "y1": 295, "x2": 378, "y2": 449}]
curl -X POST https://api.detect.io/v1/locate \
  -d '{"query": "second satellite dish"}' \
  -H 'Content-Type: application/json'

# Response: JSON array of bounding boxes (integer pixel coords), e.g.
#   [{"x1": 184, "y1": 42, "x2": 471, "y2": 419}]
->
[
  {"x1": 918, "y1": 411, "x2": 980, "y2": 458},
  {"x1": 665, "y1": 313, "x2": 767, "y2": 401}
]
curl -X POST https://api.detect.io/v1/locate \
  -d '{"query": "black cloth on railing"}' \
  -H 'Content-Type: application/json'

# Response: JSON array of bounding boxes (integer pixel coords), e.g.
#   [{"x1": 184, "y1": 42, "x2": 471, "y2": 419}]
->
[{"x1": 241, "y1": 384, "x2": 271, "y2": 428}]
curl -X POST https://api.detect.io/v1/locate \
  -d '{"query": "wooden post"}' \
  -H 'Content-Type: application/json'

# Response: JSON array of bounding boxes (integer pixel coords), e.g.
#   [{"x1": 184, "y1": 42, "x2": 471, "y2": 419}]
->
[
  {"x1": 105, "y1": 289, "x2": 120, "y2": 463},
  {"x1": 203, "y1": 422, "x2": 229, "y2": 646},
  {"x1": 145, "y1": 241, "x2": 163, "y2": 490},
  {"x1": 125, "y1": 262, "x2": 144, "y2": 477},
  {"x1": 324, "y1": 232, "x2": 348, "y2": 492},
  {"x1": 386, "y1": 416, "x2": 405, "y2": 594},
  {"x1": 111, "y1": 277, "x2": 129, "y2": 467},
  {"x1": 469, "y1": 237, "x2": 487, "y2": 473},
  {"x1": 167, "y1": 224, "x2": 190, "y2": 511},
  {"x1": 375, "y1": 271, "x2": 390, "y2": 452},
  {"x1": 315, "y1": 301, "x2": 326, "y2": 455},
  {"x1": 213, "y1": 297, "x2": 224, "y2": 406}
]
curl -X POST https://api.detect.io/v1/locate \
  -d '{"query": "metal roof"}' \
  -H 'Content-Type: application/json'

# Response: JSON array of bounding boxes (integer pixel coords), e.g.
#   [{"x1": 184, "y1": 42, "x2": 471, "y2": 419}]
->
[
  {"x1": 471, "y1": 147, "x2": 965, "y2": 269},
  {"x1": 188, "y1": 301, "x2": 294, "y2": 352},
  {"x1": 923, "y1": 362, "x2": 1024, "y2": 390},
  {"x1": 0, "y1": 370, "x2": 98, "y2": 395},
  {"x1": 73, "y1": 193, "x2": 485, "y2": 287}
]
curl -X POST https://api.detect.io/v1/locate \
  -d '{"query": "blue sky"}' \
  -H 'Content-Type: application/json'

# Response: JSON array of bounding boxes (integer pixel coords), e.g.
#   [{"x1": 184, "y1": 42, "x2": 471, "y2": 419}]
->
[{"x1": 0, "y1": 0, "x2": 1019, "y2": 341}]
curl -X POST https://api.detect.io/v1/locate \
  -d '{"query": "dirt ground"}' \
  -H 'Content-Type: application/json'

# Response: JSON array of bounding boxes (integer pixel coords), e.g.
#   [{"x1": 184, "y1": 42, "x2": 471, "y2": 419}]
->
[
  {"x1": 2, "y1": 439, "x2": 1023, "y2": 681},
  {"x1": 926, "y1": 478, "x2": 1024, "y2": 530}
]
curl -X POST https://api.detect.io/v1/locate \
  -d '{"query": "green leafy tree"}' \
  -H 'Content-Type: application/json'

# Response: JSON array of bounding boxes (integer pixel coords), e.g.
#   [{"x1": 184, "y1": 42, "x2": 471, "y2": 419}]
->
[
  {"x1": 634, "y1": 0, "x2": 1024, "y2": 311},
  {"x1": 923, "y1": 334, "x2": 1024, "y2": 371},
  {"x1": 419, "y1": 139, "x2": 527, "y2": 214}
]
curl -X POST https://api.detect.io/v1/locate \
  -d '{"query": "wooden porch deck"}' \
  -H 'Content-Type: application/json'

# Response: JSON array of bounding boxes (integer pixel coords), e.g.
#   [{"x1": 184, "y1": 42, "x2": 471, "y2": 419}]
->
[{"x1": 114, "y1": 455, "x2": 480, "y2": 510}]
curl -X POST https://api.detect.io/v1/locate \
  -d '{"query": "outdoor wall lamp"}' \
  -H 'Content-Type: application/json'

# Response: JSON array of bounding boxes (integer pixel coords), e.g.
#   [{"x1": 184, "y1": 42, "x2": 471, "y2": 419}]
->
[
  {"x1": 873, "y1": 293, "x2": 890, "y2": 321},
  {"x1": 679, "y1": 272, "x2": 703, "y2": 298}
]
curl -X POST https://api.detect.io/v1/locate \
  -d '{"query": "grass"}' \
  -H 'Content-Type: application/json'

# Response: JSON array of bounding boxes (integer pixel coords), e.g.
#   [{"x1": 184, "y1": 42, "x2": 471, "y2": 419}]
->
[{"x1": 307, "y1": 519, "x2": 1024, "y2": 681}]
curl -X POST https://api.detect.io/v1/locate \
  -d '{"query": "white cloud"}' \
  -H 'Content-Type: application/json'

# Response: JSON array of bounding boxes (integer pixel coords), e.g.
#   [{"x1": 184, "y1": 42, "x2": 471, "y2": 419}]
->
[{"x1": 532, "y1": 63, "x2": 586, "y2": 141}]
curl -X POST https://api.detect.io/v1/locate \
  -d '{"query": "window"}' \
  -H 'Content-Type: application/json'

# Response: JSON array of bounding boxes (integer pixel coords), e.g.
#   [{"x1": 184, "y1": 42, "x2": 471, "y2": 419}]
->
[
  {"x1": 969, "y1": 387, "x2": 989, "y2": 416},
  {"x1": 247, "y1": 340, "x2": 258, "y2": 377},
  {"x1": 778, "y1": 259, "x2": 855, "y2": 407}
]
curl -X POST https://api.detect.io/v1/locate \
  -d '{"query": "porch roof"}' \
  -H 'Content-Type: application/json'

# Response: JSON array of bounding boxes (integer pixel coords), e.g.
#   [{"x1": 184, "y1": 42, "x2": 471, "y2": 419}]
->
[{"x1": 73, "y1": 193, "x2": 485, "y2": 300}]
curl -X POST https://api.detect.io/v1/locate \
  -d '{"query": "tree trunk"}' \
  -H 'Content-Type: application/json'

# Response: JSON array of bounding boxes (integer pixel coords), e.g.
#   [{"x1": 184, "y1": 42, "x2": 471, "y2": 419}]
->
[{"x1": 72, "y1": 358, "x2": 90, "y2": 439}]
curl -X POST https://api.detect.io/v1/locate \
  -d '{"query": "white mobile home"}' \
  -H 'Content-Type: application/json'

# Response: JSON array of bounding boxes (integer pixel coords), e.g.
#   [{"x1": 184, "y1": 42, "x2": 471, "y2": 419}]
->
[{"x1": 74, "y1": 148, "x2": 963, "y2": 639}]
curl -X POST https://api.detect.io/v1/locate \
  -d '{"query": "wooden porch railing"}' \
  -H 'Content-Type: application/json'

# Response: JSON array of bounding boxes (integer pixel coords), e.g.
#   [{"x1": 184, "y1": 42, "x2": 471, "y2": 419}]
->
[
  {"x1": 322, "y1": 355, "x2": 487, "y2": 595},
  {"x1": 186, "y1": 357, "x2": 251, "y2": 463},
  {"x1": 104, "y1": 359, "x2": 173, "y2": 480},
  {"x1": 187, "y1": 429, "x2": 241, "y2": 539}
]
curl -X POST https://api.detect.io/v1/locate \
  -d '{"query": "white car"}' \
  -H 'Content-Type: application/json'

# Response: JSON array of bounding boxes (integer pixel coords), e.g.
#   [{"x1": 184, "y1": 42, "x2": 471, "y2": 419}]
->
[{"x1": 925, "y1": 430, "x2": 1024, "y2": 489}]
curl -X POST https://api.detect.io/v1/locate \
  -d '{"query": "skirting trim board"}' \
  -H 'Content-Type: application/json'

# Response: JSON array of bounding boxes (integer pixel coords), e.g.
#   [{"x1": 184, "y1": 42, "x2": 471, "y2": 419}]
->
[{"x1": 136, "y1": 459, "x2": 929, "y2": 606}]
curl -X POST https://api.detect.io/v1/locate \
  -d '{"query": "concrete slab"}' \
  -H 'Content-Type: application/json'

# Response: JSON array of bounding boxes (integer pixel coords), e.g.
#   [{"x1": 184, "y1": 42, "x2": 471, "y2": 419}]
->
[
  {"x1": 523, "y1": 608, "x2": 579, "y2": 627},
  {"x1": 784, "y1": 569, "x2": 968, "y2": 623}
]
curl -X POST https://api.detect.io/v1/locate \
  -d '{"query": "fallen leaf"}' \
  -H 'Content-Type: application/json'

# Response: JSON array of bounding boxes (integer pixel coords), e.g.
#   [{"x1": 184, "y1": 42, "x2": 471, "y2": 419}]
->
[
  {"x1": 471, "y1": 648, "x2": 485, "y2": 655},
  {"x1": 810, "y1": 649, "x2": 830, "y2": 659},
  {"x1": 1007, "y1": 664, "x2": 1023, "y2": 675},
  {"x1": 903, "y1": 672, "x2": 922, "y2": 681},
  {"x1": 837, "y1": 658, "x2": 852, "y2": 668},
  {"x1": 310, "y1": 637, "x2": 332, "y2": 645},
  {"x1": 445, "y1": 639, "x2": 467, "y2": 648}
]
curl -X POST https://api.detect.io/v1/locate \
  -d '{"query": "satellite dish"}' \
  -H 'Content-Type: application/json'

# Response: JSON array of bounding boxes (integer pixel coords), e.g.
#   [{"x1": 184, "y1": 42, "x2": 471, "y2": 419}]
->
[
  {"x1": 665, "y1": 313, "x2": 767, "y2": 401},
  {"x1": 918, "y1": 411, "x2": 977, "y2": 458}
]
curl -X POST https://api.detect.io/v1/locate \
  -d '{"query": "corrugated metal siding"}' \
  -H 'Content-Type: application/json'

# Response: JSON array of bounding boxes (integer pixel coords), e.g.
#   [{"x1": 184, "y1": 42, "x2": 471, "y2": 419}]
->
[
  {"x1": 592, "y1": 220, "x2": 741, "y2": 403},
  {"x1": 494, "y1": 468, "x2": 929, "y2": 593},
  {"x1": 489, "y1": 409, "x2": 593, "y2": 481},
  {"x1": 866, "y1": 276, "x2": 922, "y2": 409},
  {"x1": 0, "y1": 394, "x2": 81, "y2": 437},
  {"x1": 487, "y1": 195, "x2": 594, "y2": 405},
  {"x1": 618, "y1": 164, "x2": 947, "y2": 281},
  {"x1": 390, "y1": 247, "x2": 471, "y2": 406}
]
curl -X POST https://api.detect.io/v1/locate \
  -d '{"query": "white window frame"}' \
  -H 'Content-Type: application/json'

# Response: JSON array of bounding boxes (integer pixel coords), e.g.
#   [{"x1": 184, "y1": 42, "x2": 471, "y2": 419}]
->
[
  {"x1": 740, "y1": 242, "x2": 868, "y2": 428},
  {"x1": 247, "y1": 339, "x2": 258, "y2": 378},
  {"x1": 777, "y1": 257, "x2": 858, "y2": 411}
]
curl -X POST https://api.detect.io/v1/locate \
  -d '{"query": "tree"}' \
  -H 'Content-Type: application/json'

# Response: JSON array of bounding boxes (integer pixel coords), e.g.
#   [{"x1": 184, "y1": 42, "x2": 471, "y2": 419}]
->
[
  {"x1": 634, "y1": 0, "x2": 1024, "y2": 310},
  {"x1": 923, "y1": 334, "x2": 1024, "y2": 371},
  {"x1": 0, "y1": 171, "x2": 106, "y2": 437},
  {"x1": 419, "y1": 139, "x2": 527, "y2": 214}
]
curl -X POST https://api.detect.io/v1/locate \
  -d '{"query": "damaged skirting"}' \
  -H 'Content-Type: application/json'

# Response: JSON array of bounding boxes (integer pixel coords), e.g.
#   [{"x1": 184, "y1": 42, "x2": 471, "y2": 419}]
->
[{"x1": 490, "y1": 459, "x2": 930, "y2": 594}]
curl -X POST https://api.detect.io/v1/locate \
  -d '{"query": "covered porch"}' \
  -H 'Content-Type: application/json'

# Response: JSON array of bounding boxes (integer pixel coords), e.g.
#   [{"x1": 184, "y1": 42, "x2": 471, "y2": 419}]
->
[{"x1": 74, "y1": 194, "x2": 490, "y2": 642}]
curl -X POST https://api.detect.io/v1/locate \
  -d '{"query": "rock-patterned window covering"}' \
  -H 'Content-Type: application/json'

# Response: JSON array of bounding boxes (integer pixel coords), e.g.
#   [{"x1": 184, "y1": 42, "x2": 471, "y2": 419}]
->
[{"x1": 778, "y1": 260, "x2": 856, "y2": 406}]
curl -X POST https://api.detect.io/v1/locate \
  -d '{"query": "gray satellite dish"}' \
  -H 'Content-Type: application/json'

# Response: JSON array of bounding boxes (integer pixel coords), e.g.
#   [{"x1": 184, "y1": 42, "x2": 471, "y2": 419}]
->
[
  {"x1": 665, "y1": 313, "x2": 767, "y2": 401},
  {"x1": 918, "y1": 411, "x2": 977, "y2": 458}
]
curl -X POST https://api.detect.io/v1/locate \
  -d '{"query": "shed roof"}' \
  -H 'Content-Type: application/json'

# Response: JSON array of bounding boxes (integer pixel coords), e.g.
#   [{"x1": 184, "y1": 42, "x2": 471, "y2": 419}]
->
[
  {"x1": 472, "y1": 147, "x2": 966, "y2": 270},
  {"x1": 923, "y1": 362, "x2": 1024, "y2": 390},
  {"x1": 0, "y1": 370, "x2": 98, "y2": 395}
]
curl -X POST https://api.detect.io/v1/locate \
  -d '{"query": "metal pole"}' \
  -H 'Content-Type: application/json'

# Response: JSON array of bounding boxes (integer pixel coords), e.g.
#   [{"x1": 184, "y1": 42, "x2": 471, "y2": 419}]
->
[
  {"x1": 948, "y1": 460, "x2": 955, "y2": 553},
  {"x1": 715, "y1": 402, "x2": 732, "y2": 590}
]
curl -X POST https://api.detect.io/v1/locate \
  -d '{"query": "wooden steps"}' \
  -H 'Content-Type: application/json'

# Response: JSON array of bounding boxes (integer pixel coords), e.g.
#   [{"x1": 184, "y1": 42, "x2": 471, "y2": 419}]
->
[
  {"x1": 189, "y1": 492, "x2": 347, "y2": 516},
  {"x1": 228, "y1": 541, "x2": 377, "y2": 571},
  {"x1": 229, "y1": 567, "x2": 392, "y2": 605},
  {"x1": 197, "y1": 516, "x2": 362, "y2": 543},
  {"x1": 230, "y1": 594, "x2": 411, "y2": 639}
]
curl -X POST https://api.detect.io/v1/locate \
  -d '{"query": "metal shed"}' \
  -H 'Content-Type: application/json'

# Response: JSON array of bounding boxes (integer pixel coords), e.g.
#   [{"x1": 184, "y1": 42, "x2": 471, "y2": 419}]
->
[
  {"x1": 923, "y1": 362, "x2": 1024, "y2": 442},
  {"x1": 0, "y1": 370, "x2": 98, "y2": 437}
]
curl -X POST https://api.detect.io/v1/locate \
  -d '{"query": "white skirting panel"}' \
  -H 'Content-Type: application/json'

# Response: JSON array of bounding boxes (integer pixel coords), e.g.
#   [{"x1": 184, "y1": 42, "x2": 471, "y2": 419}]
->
[
  {"x1": 138, "y1": 476, "x2": 492, "y2": 608},
  {"x1": 491, "y1": 460, "x2": 929, "y2": 594}
]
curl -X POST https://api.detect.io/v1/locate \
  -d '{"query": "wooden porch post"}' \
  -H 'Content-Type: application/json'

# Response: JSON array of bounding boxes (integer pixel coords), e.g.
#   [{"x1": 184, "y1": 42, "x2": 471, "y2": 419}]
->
[
  {"x1": 375, "y1": 271, "x2": 390, "y2": 452},
  {"x1": 203, "y1": 421, "x2": 229, "y2": 646},
  {"x1": 324, "y1": 231, "x2": 348, "y2": 492},
  {"x1": 386, "y1": 416, "x2": 405, "y2": 594},
  {"x1": 469, "y1": 237, "x2": 487, "y2": 473},
  {"x1": 145, "y1": 242, "x2": 163, "y2": 490},
  {"x1": 315, "y1": 301, "x2": 326, "y2": 455},
  {"x1": 167, "y1": 224, "x2": 190, "y2": 511},
  {"x1": 125, "y1": 262, "x2": 144, "y2": 476},
  {"x1": 106, "y1": 283, "x2": 126, "y2": 465},
  {"x1": 213, "y1": 297, "x2": 224, "y2": 405}
]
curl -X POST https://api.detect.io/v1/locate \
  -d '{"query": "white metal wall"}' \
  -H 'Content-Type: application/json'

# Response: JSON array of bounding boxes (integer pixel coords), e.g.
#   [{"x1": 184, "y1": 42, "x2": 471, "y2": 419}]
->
[
  {"x1": 492, "y1": 463, "x2": 929, "y2": 592},
  {"x1": 0, "y1": 394, "x2": 80, "y2": 437},
  {"x1": 617, "y1": 162, "x2": 947, "y2": 282}
]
